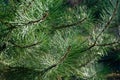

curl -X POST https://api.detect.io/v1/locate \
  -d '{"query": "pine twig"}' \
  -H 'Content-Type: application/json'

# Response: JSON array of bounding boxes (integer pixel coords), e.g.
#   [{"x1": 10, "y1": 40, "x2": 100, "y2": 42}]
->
[
  {"x1": 94, "y1": 0, "x2": 119, "y2": 44},
  {"x1": 10, "y1": 41, "x2": 42, "y2": 48},
  {"x1": 54, "y1": 18, "x2": 86, "y2": 29},
  {"x1": 40, "y1": 64, "x2": 57, "y2": 76},
  {"x1": 20, "y1": 12, "x2": 48, "y2": 26},
  {"x1": 79, "y1": 0, "x2": 119, "y2": 54},
  {"x1": 40, "y1": 46, "x2": 71, "y2": 75},
  {"x1": 3, "y1": 12, "x2": 48, "y2": 31},
  {"x1": 57, "y1": 46, "x2": 71, "y2": 64},
  {"x1": 95, "y1": 40, "x2": 120, "y2": 46}
]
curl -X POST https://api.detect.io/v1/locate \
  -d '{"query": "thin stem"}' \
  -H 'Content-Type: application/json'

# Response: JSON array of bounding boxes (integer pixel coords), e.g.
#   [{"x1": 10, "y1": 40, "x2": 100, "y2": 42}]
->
[
  {"x1": 40, "y1": 46, "x2": 71, "y2": 76},
  {"x1": 10, "y1": 41, "x2": 42, "y2": 48},
  {"x1": 54, "y1": 18, "x2": 87, "y2": 29},
  {"x1": 95, "y1": 40, "x2": 120, "y2": 46},
  {"x1": 3, "y1": 12, "x2": 48, "y2": 31},
  {"x1": 57, "y1": 46, "x2": 71, "y2": 64}
]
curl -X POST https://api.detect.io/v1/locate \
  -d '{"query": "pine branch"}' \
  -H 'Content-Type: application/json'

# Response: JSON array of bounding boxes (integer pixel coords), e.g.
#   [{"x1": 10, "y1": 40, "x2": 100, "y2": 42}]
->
[
  {"x1": 40, "y1": 64, "x2": 57, "y2": 76},
  {"x1": 57, "y1": 46, "x2": 71, "y2": 64},
  {"x1": 78, "y1": 0, "x2": 119, "y2": 68},
  {"x1": 79, "y1": 43, "x2": 95, "y2": 53},
  {"x1": 94, "y1": 0, "x2": 119, "y2": 44},
  {"x1": 3, "y1": 12, "x2": 48, "y2": 31},
  {"x1": 78, "y1": 40, "x2": 120, "y2": 78},
  {"x1": 54, "y1": 18, "x2": 87, "y2": 29},
  {"x1": 95, "y1": 40, "x2": 120, "y2": 46},
  {"x1": 9, "y1": 41, "x2": 42, "y2": 48},
  {"x1": 19, "y1": 12, "x2": 48, "y2": 26},
  {"x1": 79, "y1": 0, "x2": 119, "y2": 54},
  {"x1": 42, "y1": 3, "x2": 120, "y2": 73},
  {"x1": 40, "y1": 46, "x2": 71, "y2": 75}
]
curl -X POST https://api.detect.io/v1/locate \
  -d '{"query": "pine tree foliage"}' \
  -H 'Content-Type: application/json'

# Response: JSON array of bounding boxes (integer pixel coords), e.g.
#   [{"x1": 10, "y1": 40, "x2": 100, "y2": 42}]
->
[{"x1": 0, "y1": 0, "x2": 120, "y2": 80}]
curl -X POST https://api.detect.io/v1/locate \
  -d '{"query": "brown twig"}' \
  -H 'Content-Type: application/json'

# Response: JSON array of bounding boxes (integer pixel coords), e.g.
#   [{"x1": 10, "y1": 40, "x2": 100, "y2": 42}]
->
[
  {"x1": 95, "y1": 40, "x2": 120, "y2": 46},
  {"x1": 54, "y1": 18, "x2": 87, "y2": 29},
  {"x1": 10, "y1": 41, "x2": 42, "y2": 48},
  {"x1": 40, "y1": 64, "x2": 57, "y2": 76},
  {"x1": 20, "y1": 12, "x2": 48, "y2": 26},
  {"x1": 3, "y1": 12, "x2": 48, "y2": 31},
  {"x1": 40, "y1": 46, "x2": 71, "y2": 75},
  {"x1": 57, "y1": 46, "x2": 71, "y2": 64}
]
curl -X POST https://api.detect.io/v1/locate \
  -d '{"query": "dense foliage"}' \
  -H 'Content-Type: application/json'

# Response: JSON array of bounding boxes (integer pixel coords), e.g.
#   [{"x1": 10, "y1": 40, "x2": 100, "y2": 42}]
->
[{"x1": 0, "y1": 0, "x2": 120, "y2": 80}]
